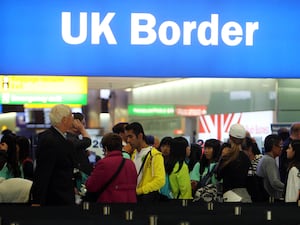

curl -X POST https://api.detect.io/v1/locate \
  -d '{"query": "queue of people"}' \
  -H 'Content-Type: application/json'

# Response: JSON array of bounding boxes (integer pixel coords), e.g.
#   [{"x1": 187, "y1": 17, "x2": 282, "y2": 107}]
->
[{"x1": 1, "y1": 104, "x2": 300, "y2": 205}]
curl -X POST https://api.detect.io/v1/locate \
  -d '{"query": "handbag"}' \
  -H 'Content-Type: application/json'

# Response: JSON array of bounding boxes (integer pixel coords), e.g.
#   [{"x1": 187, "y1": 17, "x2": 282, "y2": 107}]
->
[
  {"x1": 82, "y1": 158, "x2": 126, "y2": 202},
  {"x1": 193, "y1": 164, "x2": 221, "y2": 202}
]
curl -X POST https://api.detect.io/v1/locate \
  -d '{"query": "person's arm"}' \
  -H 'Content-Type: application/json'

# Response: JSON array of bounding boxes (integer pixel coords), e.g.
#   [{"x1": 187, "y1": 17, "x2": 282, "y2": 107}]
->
[
  {"x1": 285, "y1": 167, "x2": 300, "y2": 202},
  {"x1": 176, "y1": 164, "x2": 192, "y2": 199},
  {"x1": 85, "y1": 161, "x2": 107, "y2": 193},
  {"x1": 265, "y1": 160, "x2": 284, "y2": 191},
  {"x1": 72, "y1": 119, "x2": 91, "y2": 149},
  {"x1": 190, "y1": 162, "x2": 200, "y2": 191}
]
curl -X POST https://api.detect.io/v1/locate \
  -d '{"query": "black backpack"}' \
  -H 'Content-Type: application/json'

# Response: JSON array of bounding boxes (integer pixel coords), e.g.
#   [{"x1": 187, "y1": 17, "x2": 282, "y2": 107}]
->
[{"x1": 246, "y1": 174, "x2": 269, "y2": 202}]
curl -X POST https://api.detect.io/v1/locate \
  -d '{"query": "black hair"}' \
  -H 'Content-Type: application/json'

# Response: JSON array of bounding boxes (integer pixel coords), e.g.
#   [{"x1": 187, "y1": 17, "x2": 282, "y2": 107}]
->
[
  {"x1": 158, "y1": 136, "x2": 172, "y2": 151},
  {"x1": 125, "y1": 122, "x2": 146, "y2": 141},
  {"x1": 72, "y1": 112, "x2": 84, "y2": 121},
  {"x1": 264, "y1": 134, "x2": 281, "y2": 153},
  {"x1": 289, "y1": 140, "x2": 300, "y2": 171},
  {"x1": 242, "y1": 136, "x2": 261, "y2": 155},
  {"x1": 188, "y1": 143, "x2": 202, "y2": 172},
  {"x1": 16, "y1": 135, "x2": 31, "y2": 162},
  {"x1": 199, "y1": 139, "x2": 221, "y2": 175},
  {"x1": 165, "y1": 137, "x2": 188, "y2": 175},
  {"x1": 112, "y1": 122, "x2": 129, "y2": 134},
  {"x1": 1, "y1": 133, "x2": 21, "y2": 177}
]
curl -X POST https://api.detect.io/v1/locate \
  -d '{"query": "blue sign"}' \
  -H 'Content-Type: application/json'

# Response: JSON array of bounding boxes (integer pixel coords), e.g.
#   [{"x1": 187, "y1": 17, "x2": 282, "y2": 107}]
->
[{"x1": 0, "y1": 0, "x2": 299, "y2": 78}]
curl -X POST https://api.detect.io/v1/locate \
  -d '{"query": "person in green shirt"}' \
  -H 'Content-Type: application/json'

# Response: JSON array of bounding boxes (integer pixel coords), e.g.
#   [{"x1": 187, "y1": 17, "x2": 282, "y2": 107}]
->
[{"x1": 190, "y1": 139, "x2": 221, "y2": 193}]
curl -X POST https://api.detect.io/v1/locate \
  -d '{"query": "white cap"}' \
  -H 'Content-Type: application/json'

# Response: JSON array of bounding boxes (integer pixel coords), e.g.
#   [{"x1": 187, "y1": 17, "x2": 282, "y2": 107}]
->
[{"x1": 229, "y1": 123, "x2": 246, "y2": 139}]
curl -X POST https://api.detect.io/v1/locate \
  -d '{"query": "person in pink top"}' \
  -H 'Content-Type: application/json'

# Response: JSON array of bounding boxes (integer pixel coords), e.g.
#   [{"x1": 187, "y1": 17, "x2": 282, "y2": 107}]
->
[{"x1": 85, "y1": 133, "x2": 137, "y2": 203}]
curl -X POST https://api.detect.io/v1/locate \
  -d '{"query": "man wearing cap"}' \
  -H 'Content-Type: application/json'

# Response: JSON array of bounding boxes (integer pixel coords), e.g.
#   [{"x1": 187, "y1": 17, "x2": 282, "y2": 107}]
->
[{"x1": 216, "y1": 123, "x2": 252, "y2": 202}]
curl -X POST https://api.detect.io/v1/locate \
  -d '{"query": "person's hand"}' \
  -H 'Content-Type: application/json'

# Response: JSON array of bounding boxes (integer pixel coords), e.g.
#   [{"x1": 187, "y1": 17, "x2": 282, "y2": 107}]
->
[
  {"x1": 191, "y1": 180, "x2": 198, "y2": 191},
  {"x1": 73, "y1": 119, "x2": 84, "y2": 132},
  {"x1": 0, "y1": 142, "x2": 8, "y2": 151},
  {"x1": 123, "y1": 144, "x2": 133, "y2": 154}
]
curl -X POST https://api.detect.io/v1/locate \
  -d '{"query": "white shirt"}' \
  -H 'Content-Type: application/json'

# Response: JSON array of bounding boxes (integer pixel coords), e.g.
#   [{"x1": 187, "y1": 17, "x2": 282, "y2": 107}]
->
[
  {"x1": 133, "y1": 146, "x2": 151, "y2": 185},
  {"x1": 285, "y1": 167, "x2": 300, "y2": 202}
]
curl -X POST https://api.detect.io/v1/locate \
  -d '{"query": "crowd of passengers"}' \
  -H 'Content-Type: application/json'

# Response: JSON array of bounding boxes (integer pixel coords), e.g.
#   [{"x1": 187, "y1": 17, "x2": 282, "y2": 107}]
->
[{"x1": 0, "y1": 104, "x2": 299, "y2": 205}]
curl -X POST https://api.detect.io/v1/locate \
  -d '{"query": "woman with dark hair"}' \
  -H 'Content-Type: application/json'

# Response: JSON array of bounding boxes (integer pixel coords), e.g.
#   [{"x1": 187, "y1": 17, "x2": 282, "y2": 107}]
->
[
  {"x1": 16, "y1": 136, "x2": 34, "y2": 180},
  {"x1": 242, "y1": 136, "x2": 263, "y2": 174},
  {"x1": 165, "y1": 137, "x2": 192, "y2": 199},
  {"x1": 0, "y1": 133, "x2": 22, "y2": 178},
  {"x1": 187, "y1": 143, "x2": 203, "y2": 172},
  {"x1": 285, "y1": 140, "x2": 300, "y2": 202},
  {"x1": 190, "y1": 139, "x2": 221, "y2": 192},
  {"x1": 158, "y1": 136, "x2": 173, "y2": 159}
]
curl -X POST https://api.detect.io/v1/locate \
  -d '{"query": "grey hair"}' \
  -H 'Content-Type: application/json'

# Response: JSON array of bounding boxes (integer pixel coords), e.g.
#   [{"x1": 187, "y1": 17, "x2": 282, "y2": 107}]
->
[{"x1": 49, "y1": 104, "x2": 72, "y2": 126}]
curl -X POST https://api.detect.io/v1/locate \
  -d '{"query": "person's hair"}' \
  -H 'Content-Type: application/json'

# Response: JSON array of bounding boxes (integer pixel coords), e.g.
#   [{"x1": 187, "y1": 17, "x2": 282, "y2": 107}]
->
[
  {"x1": 72, "y1": 112, "x2": 84, "y2": 122},
  {"x1": 158, "y1": 136, "x2": 173, "y2": 151},
  {"x1": 189, "y1": 143, "x2": 202, "y2": 172},
  {"x1": 125, "y1": 122, "x2": 146, "y2": 141},
  {"x1": 1, "y1": 129, "x2": 13, "y2": 136},
  {"x1": 49, "y1": 104, "x2": 72, "y2": 126},
  {"x1": 242, "y1": 136, "x2": 261, "y2": 155},
  {"x1": 277, "y1": 127, "x2": 289, "y2": 142},
  {"x1": 165, "y1": 137, "x2": 188, "y2": 175},
  {"x1": 1, "y1": 133, "x2": 21, "y2": 177},
  {"x1": 219, "y1": 136, "x2": 242, "y2": 169},
  {"x1": 288, "y1": 140, "x2": 300, "y2": 171},
  {"x1": 290, "y1": 122, "x2": 300, "y2": 135},
  {"x1": 146, "y1": 135, "x2": 154, "y2": 145},
  {"x1": 199, "y1": 139, "x2": 221, "y2": 174},
  {"x1": 112, "y1": 122, "x2": 129, "y2": 134},
  {"x1": 16, "y1": 136, "x2": 31, "y2": 162},
  {"x1": 101, "y1": 133, "x2": 123, "y2": 152},
  {"x1": 264, "y1": 134, "x2": 281, "y2": 153}
]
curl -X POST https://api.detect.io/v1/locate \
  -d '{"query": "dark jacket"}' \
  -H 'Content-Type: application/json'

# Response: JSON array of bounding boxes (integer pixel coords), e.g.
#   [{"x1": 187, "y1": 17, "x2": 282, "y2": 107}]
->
[
  {"x1": 31, "y1": 126, "x2": 75, "y2": 205},
  {"x1": 66, "y1": 132, "x2": 93, "y2": 175},
  {"x1": 86, "y1": 151, "x2": 137, "y2": 203},
  {"x1": 216, "y1": 151, "x2": 251, "y2": 193},
  {"x1": 0, "y1": 150, "x2": 7, "y2": 171}
]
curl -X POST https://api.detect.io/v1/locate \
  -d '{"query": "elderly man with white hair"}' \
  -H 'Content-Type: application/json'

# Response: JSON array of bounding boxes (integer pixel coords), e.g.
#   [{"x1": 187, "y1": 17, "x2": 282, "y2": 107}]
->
[{"x1": 31, "y1": 104, "x2": 75, "y2": 206}]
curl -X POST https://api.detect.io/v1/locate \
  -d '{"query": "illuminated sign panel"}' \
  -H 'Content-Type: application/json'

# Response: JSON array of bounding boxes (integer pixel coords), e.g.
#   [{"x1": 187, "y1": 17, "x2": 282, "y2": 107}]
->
[
  {"x1": 175, "y1": 105, "x2": 207, "y2": 117},
  {"x1": 0, "y1": 76, "x2": 87, "y2": 105},
  {"x1": 128, "y1": 105, "x2": 175, "y2": 116},
  {"x1": 199, "y1": 111, "x2": 273, "y2": 142},
  {"x1": 0, "y1": 1, "x2": 299, "y2": 77}
]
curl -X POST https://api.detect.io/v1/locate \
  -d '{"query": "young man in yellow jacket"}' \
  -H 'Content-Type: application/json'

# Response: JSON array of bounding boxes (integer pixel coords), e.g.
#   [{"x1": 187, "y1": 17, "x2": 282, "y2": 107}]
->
[{"x1": 125, "y1": 122, "x2": 165, "y2": 202}]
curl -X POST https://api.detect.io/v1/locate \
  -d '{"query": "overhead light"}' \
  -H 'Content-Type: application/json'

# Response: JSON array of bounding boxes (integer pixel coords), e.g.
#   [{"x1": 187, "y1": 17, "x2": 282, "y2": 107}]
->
[{"x1": 100, "y1": 89, "x2": 111, "y2": 99}]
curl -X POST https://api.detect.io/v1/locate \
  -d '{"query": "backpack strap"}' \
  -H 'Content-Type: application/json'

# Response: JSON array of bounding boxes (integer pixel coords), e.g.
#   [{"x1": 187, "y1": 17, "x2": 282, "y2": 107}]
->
[
  {"x1": 97, "y1": 158, "x2": 126, "y2": 197},
  {"x1": 138, "y1": 147, "x2": 152, "y2": 176}
]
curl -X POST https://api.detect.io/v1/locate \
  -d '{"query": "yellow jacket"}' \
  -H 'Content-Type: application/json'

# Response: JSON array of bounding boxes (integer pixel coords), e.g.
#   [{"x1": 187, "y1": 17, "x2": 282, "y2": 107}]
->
[{"x1": 131, "y1": 147, "x2": 165, "y2": 195}]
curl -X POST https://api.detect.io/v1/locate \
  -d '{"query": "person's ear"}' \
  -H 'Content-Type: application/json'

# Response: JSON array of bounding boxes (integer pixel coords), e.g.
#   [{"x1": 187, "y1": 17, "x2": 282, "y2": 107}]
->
[{"x1": 138, "y1": 133, "x2": 143, "y2": 140}]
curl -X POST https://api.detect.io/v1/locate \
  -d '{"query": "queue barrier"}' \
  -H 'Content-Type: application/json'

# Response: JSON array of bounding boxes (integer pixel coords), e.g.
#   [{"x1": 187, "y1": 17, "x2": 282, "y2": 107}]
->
[{"x1": 0, "y1": 200, "x2": 299, "y2": 225}]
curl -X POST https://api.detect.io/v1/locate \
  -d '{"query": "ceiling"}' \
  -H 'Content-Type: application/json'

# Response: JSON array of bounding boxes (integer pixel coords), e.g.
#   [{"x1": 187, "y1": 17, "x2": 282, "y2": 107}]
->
[{"x1": 88, "y1": 77, "x2": 182, "y2": 90}]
